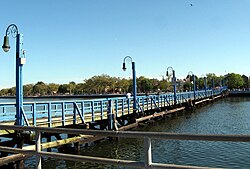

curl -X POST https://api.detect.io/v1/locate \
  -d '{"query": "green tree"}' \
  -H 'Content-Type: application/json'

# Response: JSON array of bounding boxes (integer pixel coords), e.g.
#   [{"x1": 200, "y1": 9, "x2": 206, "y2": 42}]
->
[
  {"x1": 24, "y1": 84, "x2": 34, "y2": 96},
  {"x1": 8, "y1": 87, "x2": 16, "y2": 96},
  {"x1": 150, "y1": 79, "x2": 160, "y2": 92},
  {"x1": 116, "y1": 78, "x2": 130, "y2": 93},
  {"x1": 74, "y1": 83, "x2": 85, "y2": 94},
  {"x1": 32, "y1": 81, "x2": 47, "y2": 95},
  {"x1": 0, "y1": 89, "x2": 9, "y2": 96},
  {"x1": 242, "y1": 75, "x2": 249, "y2": 89},
  {"x1": 137, "y1": 76, "x2": 153, "y2": 93},
  {"x1": 47, "y1": 83, "x2": 60, "y2": 95},
  {"x1": 227, "y1": 73, "x2": 244, "y2": 89},
  {"x1": 183, "y1": 82, "x2": 192, "y2": 91},
  {"x1": 68, "y1": 81, "x2": 76, "y2": 94},
  {"x1": 58, "y1": 84, "x2": 69, "y2": 94}
]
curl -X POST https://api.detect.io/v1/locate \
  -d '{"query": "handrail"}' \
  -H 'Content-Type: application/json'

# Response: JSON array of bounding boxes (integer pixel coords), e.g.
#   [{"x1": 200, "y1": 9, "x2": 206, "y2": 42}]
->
[
  {"x1": 0, "y1": 87, "x2": 228, "y2": 127},
  {"x1": 0, "y1": 125, "x2": 242, "y2": 169}
]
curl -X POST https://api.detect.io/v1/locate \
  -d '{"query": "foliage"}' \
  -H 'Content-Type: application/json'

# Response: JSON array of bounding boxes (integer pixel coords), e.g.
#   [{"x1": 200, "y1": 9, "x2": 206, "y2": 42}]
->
[
  {"x1": 0, "y1": 73, "x2": 247, "y2": 96},
  {"x1": 226, "y1": 73, "x2": 244, "y2": 89}
]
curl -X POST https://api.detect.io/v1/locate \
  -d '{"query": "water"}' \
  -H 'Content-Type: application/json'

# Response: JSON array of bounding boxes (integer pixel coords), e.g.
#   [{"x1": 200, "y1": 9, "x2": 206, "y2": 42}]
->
[{"x1": 25, "y1": 97, "x2": 250, "y2": 168}]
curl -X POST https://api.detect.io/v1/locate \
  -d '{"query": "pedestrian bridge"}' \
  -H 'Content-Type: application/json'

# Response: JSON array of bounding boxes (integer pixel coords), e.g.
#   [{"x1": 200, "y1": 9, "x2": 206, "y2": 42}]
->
[
  {"x1": 0, "y1": 87, "x2": 227, "y2": 135},
  {"x1": 0, "y1": 87, "x2": 230, "y2": 169}
]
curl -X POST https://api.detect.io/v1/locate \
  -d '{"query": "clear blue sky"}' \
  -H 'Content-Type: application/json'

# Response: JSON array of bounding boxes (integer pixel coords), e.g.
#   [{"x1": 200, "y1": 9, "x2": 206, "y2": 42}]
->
[{"x1": 0, "y1": 0, "x2": 249, "y2": 89}]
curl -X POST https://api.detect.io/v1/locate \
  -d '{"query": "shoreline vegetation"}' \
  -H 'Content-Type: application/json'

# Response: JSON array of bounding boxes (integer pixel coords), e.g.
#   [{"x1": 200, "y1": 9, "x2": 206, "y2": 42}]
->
[{"x1": 0, "y1": 73, "x2": 247, "y2": 97}]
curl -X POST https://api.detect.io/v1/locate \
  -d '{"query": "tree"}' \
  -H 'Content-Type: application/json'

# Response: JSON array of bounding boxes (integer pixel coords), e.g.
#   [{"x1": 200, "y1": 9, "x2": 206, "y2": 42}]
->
[
  {"x1": 68, "y1": 81, "x2": 76, "y2": 94},
  {"x1": 58, "y1": 84, "x2": 69, "y2": 94},
  {"x1": 197, "y1": 77, "x2": 205, "y2": 90},
  {"x1": 183, "y1": 82, "x2": 192, "y2": 91},
  {"x1": 227, "y1": 73, "x2": 244, "y2": 89},
  {"x1": 159, "y1": 78, "x2": 170, "y2": 92},
  {"x1": 32, "y1": 82, "x2": 47, "y2": 95},
  {"x1": 74, "y1": 83, "x2": 84, "y2": 94},
  {"x1": 47, "y1": 83, "x2": 60, "y2": 95},
  {"x1": 24, "y1": 84, "x2": 34, "y2": 96},
  {"x1": 8, "y1": 87, "x2": 16, "y2": 96},
  {"x1": 0, "y1": 89, "x2": 9, "y2": 96},
  {"x1": 137, "y1": 76, "x2": 153, "y2": 93},
  {"x1": 116, "y1": 78, "x2": 130, "y2": 93},
  {"x1": 242, "y1": 75, "x2": 249, "y2": 89}
]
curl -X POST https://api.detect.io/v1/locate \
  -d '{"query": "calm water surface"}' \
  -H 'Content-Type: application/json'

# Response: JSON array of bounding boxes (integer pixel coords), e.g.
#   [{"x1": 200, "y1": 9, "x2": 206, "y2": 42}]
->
[{"x1": 25, "y1": 97, "x2": 250, "y2": 169}]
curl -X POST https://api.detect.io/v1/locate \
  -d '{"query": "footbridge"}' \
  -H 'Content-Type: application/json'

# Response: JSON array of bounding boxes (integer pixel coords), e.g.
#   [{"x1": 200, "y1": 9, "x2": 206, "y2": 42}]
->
[{"x1": 0, "y1": 87, "x2": 227, "y2": 135}]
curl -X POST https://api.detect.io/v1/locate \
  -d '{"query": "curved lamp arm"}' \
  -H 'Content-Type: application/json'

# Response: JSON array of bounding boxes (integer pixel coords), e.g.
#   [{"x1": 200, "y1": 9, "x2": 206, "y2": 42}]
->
[
  {"x1": 2, "y1": 24, "x2": 19, "y2": 52},
  {"x1": 166, "y1": 66, "x2": 174, "y2": 76},
  {"x1": 122, "y1": 56, "x2": 133, "y2": 71}
]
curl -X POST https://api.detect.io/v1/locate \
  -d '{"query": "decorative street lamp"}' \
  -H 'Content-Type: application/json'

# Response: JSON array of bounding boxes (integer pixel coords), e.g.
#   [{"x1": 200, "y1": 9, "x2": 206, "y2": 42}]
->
[
  {"x1": 122, "y1": 56, "x2": 137, "y2": 113},
  {"x1": 188, "y1": 71, "x2": 196, "y2": 101},
  {"x1": 166, "y1": 66, "x2": 177, "y2": 105},
  {"x1": 2, "y1": 24, "x2": 26, "y2": 126},
  {"x1": 201, "y1": 74, "x2": 207, "y2": 97},
  {"x1": 212, "y1": 77, "x2": 215, "y2": 96}
]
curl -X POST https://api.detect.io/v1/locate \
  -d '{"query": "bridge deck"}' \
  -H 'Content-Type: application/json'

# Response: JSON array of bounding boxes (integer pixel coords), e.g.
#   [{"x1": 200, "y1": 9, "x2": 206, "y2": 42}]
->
[{"x1": 0, "y1": 88, "x2": 227, "y2": 135}]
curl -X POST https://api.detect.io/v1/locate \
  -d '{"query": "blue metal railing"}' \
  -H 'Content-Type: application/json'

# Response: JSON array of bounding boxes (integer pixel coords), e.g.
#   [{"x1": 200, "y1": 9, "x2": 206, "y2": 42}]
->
[{"x1": 0, "y1": 87, "x2": 228, "y2": 127}]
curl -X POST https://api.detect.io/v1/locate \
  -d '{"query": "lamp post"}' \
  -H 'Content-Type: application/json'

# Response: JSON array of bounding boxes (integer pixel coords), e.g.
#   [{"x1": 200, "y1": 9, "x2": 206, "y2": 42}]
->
[
  {"x1": 212, "y1": 78, "x2": 215, "y2": 96},
  {"x1": 166, "y1": 66, "x2": 177, "y2": 105},
  {"x1": 2, "y1": 24, "x2": 26, "y2": 126},
  {"x1": 201, "y1": 74, "x2": 207, "y2": 97},
  {"x1": 188, "y1": 71, "x2": 196, "y2": 101},
  {"x1": 122, "y1": 56, "x2": 137, "y2": 113}
]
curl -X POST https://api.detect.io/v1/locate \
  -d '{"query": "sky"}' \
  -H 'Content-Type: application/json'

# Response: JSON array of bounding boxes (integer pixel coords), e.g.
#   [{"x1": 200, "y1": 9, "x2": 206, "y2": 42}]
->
[{"x1": 0, "y1": 0, "x2": 250, "y2": 89}]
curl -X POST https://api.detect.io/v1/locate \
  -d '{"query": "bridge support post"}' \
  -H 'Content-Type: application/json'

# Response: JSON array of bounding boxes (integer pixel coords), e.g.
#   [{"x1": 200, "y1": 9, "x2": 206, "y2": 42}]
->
[
  {"x1": 46, "y1": 134, "x2": 52, "y2": 152},
  {"x1": 16, "y1": 133, "x2": 24, "y2": 169},
  {"x1": 108, "y1": 100, "x2": 114, "y2": 130},
  {"x1": 35, "y1": 130, "x2": 42, "y2": 169}
]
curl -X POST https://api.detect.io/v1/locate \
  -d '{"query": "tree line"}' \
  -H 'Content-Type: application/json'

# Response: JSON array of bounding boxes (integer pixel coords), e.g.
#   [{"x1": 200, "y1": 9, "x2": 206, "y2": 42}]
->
[{"x1": 0, "y1": 73, "x2": 248, "y2": 96}]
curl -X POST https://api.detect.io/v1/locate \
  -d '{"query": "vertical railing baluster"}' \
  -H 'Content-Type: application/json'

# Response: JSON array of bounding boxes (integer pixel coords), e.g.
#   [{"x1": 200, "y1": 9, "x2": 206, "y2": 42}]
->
[
  {"x1": 150, "y1": 97, "x2": 153, "y2": 110},
  {"x1": 127, "y1": 99, "x2": 130, "y2": 115},
  {"x1": 142, "y1": 97, "x2": 144, "y2": 112},
  {"x1": 144, "y1": 137, "x2": 152, "y2": 168},
  {"x1": 158, "y1": 95, "x2": 160, "y2": 108},
  {"x1": 35, "y1": 130, "x2": 42, "y2": 169},
  {"x1": 108, "y1": 100, "x2": 113, "y2": 130},
  {"x1": 163, "y1": 95, "x2": 166, "y2": 107},
  {"x1": 62, "y1": 102, "x2": 65, "y2": 126},
  {"x1": 73, "y1": 102, "x2": 77, "y2": 125},
  {"x1": 91, "y1": 101, "x2": 94, "y2": 122},
  {"x1": 146, "y1": 97, "x2": 149, "y2": 111},
  {"x1": 100, "y1": 100, "x2": 103, "y2": 120},
  {"x1": 121, "y1": 99, "x2": 124, "y2": 116},
  {"x1": 160, "y1": 95, "x2": 163, "y2": 107},
  {"x1": 33, "y1": 103, "x2": 36, "y2": 126},
  {"x1": 81, "y1": 101, "x2": 85, "y2": 121},
  {"x1": 115, "y1": 99, "x2": 118, "y2": 117},
  {"x1": 48, "y1": 103, "x2": 51, "y2": 127}
]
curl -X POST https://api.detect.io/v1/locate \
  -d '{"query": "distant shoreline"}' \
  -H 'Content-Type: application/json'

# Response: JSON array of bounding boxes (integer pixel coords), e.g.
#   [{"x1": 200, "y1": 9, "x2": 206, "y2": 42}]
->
[
  {"x1": 0, "y1": 94, "x2": 127, "y2": 99},
  {"x1": 228, "y1": 90, "x2": 250, "y2": 96}
]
